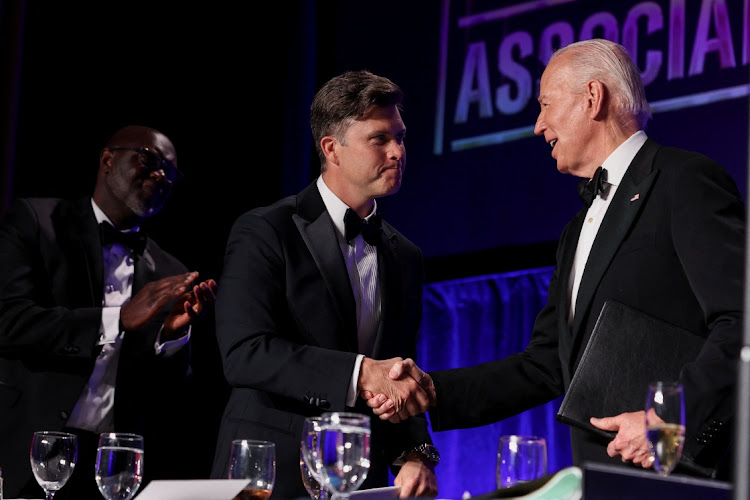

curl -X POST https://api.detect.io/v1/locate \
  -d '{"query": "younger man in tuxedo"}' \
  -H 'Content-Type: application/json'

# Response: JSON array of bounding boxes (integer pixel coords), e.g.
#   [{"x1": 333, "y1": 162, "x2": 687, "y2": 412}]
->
[
  {"x1": 210, "y1": 70, "x2": 438, "y2": 498},
  {"x1": 0, "y1": 125, "x2": 218, "y2": 498}
]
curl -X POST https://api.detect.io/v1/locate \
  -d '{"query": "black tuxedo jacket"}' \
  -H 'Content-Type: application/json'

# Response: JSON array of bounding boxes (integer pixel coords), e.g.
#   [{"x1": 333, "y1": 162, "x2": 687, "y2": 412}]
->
[
  {"x1": 0, "y1": 197, "x2": 193, "y2": 496},
  {"x1": 428, "y1": 139, "x2": 744, "y2": 477},
  {"x1": 210, "y1": 181, "x2": 432, "y2": 498}
]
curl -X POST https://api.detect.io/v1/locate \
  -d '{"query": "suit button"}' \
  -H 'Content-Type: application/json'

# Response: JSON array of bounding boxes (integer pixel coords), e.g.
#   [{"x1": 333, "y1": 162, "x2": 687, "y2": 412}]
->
[
  {"x1": 60, "y1": 410, "x2": 69, "y2": 420},
  {"x1": 320, "y1": 399, "x2": 330, "y2": 409}
]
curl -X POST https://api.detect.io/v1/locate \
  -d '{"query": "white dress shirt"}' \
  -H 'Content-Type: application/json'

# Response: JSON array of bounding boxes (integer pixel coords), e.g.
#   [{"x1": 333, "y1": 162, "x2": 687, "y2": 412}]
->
[
  {"x1": 316, "y1": 176, "x2": 381, "y2": 406},
  {"x1": 66, "y1": 200, "x2": 189, "y2": 432},
  {"x1": 567, "y1": 131, "x2": 648, "y2": 326}
]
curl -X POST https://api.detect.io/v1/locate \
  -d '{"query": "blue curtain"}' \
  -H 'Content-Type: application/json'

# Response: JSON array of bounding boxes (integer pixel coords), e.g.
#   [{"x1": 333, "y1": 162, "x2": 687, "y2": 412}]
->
[{"x1": 415, "y1": 266, "x2": 573, "y2": 498}]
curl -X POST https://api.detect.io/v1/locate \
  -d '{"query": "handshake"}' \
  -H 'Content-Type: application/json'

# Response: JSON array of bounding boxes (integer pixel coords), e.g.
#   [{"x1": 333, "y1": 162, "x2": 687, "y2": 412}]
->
[{"x1": 358, "y1": 357, "x2": 436, "y2": 423}]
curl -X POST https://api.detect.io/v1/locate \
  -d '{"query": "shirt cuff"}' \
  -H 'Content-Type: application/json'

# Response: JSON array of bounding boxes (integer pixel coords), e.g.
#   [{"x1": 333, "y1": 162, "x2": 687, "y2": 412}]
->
[
  {"x1": 100, "y1": 307, "x2": 122, "y2": 344},
  {"x1": 154, "y1": 325, "x2": 191, "y2": 356},
  {"x1": 346, "y1": 354, "x2": 365, "y2": 407}
]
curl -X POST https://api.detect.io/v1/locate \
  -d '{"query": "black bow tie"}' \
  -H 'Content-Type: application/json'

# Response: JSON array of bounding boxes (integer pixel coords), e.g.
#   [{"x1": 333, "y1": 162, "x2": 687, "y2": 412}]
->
[
  {"x1": 577, "y1": 166, "x2": 607, "y2": 207},
  {"x1": 344, "y1": 208, "x2": 382, "y2": 246},
  {"x1": 99, "y1": 222, "x2": 147, "y2": 255}
]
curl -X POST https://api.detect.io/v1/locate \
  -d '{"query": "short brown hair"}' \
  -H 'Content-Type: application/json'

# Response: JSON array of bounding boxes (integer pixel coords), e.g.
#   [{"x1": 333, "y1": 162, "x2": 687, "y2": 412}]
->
[{"x1": 310, "y1": 70, "x2": 403, "y2": 169}]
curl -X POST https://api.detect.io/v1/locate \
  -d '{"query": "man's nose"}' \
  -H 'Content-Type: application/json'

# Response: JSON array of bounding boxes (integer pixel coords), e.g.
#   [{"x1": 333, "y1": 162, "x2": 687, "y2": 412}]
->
[
  {"x1": 390, "y1": 141, "x2": 404, "y2": 160},
  {"x1": 534, "y1": 114, "x2": 546, "y2": 136}
]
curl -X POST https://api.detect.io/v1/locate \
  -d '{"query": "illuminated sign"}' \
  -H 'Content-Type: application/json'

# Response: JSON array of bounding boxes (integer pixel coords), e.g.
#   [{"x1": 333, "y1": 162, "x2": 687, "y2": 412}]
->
[{"x1": 435, "y1": 0, "x2": 750, "y2": 154}]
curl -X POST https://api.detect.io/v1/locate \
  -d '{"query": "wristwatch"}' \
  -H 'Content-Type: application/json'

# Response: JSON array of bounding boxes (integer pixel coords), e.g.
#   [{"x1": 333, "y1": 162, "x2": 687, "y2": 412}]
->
[{"x1": 397, "y1": 443, "x2": 440, "y2": 466}]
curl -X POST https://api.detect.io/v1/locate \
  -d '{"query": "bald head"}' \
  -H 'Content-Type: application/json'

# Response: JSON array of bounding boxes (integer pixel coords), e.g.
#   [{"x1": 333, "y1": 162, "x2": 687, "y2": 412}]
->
[
  {"x1": 104, "y1": 126, "x2": 177, "y2": 162},
  {"x1": 93, "y1": 125, "x2": 178, "y2": 229}
]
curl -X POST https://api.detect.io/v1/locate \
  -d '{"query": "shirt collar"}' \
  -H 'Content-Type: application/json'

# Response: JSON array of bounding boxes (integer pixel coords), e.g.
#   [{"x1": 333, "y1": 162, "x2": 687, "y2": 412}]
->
[
  {"x1": 316, "y1": 176, "x2": 378, "y2": 241},
  {"x1": 91, "y1": 199, "x2": 140, "y2": 233},
  {"x1": 600, "y1": 130, "x2": 648, "y2": 187}
]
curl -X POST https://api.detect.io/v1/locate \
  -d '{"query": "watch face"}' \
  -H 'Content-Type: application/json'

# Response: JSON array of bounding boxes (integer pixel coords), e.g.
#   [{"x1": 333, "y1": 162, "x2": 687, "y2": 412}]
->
[{"x1": 416, "y1": 444, "x2": 440, "y2": 464}]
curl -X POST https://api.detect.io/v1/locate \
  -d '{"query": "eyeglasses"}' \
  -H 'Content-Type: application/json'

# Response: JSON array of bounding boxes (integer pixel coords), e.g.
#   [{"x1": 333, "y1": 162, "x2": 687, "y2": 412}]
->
[{"x1": 108, "y1": 146, "x2": 183, "y2": 184}]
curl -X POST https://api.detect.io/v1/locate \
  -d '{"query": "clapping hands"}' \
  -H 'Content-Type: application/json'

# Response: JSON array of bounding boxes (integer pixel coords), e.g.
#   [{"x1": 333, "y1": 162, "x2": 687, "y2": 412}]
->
[{"x1": 120, "y1": 271, "x2": 218, "y2": 340}]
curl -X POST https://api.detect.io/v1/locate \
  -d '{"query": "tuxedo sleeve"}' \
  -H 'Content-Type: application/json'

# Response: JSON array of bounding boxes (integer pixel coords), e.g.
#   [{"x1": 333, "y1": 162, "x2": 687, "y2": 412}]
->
[
  {"x1": 666, "y1": 153, "x2": 744, "y2": 465},
  {"x1": 215, "y1": 211, "x2": 358, "y2": 410},
  {"x1": 0, "y1": 199, "x2": 102, "y2": 360},
  {"x1": 428, "y1": 243, "x2": 568, "y2": 431}
]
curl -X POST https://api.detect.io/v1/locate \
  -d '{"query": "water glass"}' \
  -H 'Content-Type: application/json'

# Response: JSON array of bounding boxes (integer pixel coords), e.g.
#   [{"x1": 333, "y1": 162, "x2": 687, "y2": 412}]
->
[
  {"x1": 95, "y1": 432, "x2": 144, "y2": 500},
  {"x1": 496, "y1": 435, "x2": 547, "y2": 488},
  {"x1": 315, "y1": 412, "x2": 371, "y2": 500},
  {"x1": 227, "y1": 439, "x2": 275, "y2": 500}
]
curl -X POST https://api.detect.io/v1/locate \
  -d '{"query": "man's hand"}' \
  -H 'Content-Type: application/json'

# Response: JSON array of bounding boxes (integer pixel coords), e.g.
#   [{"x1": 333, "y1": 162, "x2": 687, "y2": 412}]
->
[
  {"x1": 120, "y1": 272, "x2": 218, "y2": 338},
  {"x1": 358, "y1": 358, "x2": 430, "y2": 422},
  {"x1": 163, "y1": 276, "x2": 218, "y2": 338},
  {"x1": 394, "y1": 454, "x2": 438, "y2": 498},
  {"x1": 361, "y1": 358, "x2": 436, "y2": 423},
  {"x1": 591, "y1": 411, "x2": 654, "y2": 468}
]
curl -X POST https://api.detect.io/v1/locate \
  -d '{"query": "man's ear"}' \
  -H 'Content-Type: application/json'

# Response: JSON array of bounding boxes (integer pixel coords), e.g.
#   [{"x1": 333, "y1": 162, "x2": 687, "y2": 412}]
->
[
  {"x1": 586, "y1": 79, "x2": 606, "y2": 119},
  {"x1": 100, "y1": 149, "x2": 114, "y2": 173},
  {"x1": 321, "y1": 136, "x2": 339, "y2": 166}
]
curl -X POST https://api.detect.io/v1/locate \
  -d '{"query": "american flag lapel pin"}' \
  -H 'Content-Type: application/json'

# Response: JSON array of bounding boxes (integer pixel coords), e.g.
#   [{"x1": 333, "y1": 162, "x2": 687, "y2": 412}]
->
[{"x1": 630, "y1": 193, "x2": 640, "y2": 202}]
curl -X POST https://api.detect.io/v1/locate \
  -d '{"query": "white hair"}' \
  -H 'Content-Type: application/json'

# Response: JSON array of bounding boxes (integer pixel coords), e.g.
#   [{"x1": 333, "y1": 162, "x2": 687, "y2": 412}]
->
[{"x1": 552, "y1": 38, "x2": 651, "y2": 129}]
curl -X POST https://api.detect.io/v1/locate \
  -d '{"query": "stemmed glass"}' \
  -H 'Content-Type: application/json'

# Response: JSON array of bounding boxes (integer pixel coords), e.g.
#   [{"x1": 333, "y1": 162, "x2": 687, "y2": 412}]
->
[
  {"x1": 645, "y1": 381, "x2": 686, "y2": 476},
  {"x1": 95, "y1": 432, "x2": 144, "y2": 500},
  {"x1": 227, "y1": 439, "x2": 276, "y2": 500},
  {"x1": 29, "y1": 430, "x2": 78, "y2": 500},
  {"x1": 314, "y1": 412, "x2": 371, "y2": 500},
  {"x1": 300, "y1": 416, "x2": 328, "y2": 499}
]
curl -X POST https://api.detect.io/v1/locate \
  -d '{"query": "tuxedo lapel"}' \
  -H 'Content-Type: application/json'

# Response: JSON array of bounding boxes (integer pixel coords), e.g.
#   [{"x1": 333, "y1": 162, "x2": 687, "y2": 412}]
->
[
  {"x1": 552, "y1": 208, "x2": 587, "y2": 369},
  {"x1": 133, "y1": 242, "x2": 157, "y2": 293},
  {"x1": 557, "y1": 211, "x2": 586, "y2": 326},
  {"x1": 53, "y1": 198, "x2": 103, "y2": 307},
  {"x1": 293, "y1": 185, "x2": 358, "y2": 352},
  {"x1": 571, "y1": 140, "x2": 661, "y2": 339}
]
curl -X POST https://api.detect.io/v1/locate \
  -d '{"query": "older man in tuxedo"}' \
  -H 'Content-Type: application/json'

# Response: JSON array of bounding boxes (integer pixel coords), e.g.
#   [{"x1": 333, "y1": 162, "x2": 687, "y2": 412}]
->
[
  {"x1": 0, "y1": 125, "x2": 217, "y2": 498},
  {"x1": 367, "y1": 39, "x2": 743, "y2": 480}
]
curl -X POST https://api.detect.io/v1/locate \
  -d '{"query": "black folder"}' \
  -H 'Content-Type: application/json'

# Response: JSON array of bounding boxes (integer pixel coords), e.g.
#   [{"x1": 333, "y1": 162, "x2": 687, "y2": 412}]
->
[{"x1": 556, "y1": 300, "x2": 705, "y2": 440}]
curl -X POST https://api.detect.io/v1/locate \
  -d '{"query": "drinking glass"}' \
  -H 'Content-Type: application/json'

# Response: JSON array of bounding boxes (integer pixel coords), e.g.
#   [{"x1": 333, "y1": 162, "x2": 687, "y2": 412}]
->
[
  {"x1": 95, "y1": 432, "x2": 144, "y2": 500},
  {"x1": 29, "y1": 431, "x2": 78, "y2": 500},
  {"x1": 496, "y1": 435, "x2": 547, "y2": 488},
  {"x1": 314, "y1": 412, "x2": 371, "y2": 500},
  {"x1": 227, "y1": 439, "x2": 275, "y2": 500},
  {"x1": 645, "y1": 381, "x2": 686, "y2": 476},
  {"x1": 300, "y1": 416, "x2": 328, "y2": 499}
]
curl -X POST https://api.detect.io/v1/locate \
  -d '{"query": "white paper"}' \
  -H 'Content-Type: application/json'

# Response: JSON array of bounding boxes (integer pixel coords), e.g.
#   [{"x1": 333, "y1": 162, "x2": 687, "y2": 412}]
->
[
  {"x1": 133, "y1": 479, "x2": 249, "y2": 500},
  {"x1": 350, "y1": 485, "x2": 401, "y2": 498}
]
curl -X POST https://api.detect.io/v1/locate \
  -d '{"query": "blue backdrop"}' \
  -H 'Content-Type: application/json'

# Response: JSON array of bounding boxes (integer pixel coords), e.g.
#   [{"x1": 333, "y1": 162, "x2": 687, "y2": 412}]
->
[{"x1": 410, "y1": 266, "x2": 572, "y2": 498}]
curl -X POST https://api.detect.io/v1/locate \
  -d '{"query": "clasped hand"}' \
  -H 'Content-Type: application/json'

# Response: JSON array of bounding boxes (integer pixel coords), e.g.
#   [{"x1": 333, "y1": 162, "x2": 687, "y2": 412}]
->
[
  {"x1": 120, "y1": 271, "x2": 218, "y2": 340},
  {"x1": 359, "y1": 358, "x2": 436, "y2": 423},
  {"x1": 590, "y1": 410, "x2": 655, "y2": 468}
]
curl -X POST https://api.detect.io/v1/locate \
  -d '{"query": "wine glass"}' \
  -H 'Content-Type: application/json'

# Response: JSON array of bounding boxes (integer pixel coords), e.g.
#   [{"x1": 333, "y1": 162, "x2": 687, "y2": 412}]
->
[
  {"x1": 29, "y1": 430, "x2": 78, "y2": 500},
  {"x1": 645, "y1": 381, "x2": 686, "y2": 476},
  {"x1": 95, "y1": 432, "x2": 144, "y2": 500},
  {"x1": 300, "y1": 416, "x2": 328, "y2": 499},
  {"x1": 314, "y1": 412, "x2": 371, "y2": 500},
  {"x1": 227, "y1": 439, "x2": 275, "y2": 500}
]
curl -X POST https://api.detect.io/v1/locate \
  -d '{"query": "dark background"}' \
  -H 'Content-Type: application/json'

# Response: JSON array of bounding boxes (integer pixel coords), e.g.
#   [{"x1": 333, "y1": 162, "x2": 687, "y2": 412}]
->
[
  {"x1": 2, "y1": 0, "x2": 748, "y2": 493},
  {"x1": 7, "y1": 1, "x2": 747, "y2": 279}
]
